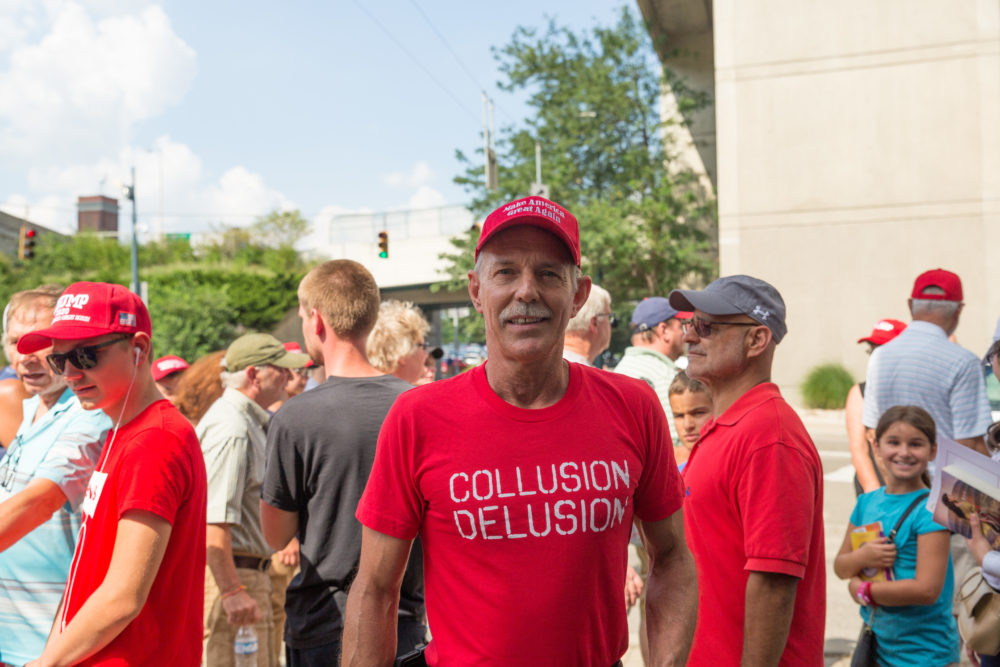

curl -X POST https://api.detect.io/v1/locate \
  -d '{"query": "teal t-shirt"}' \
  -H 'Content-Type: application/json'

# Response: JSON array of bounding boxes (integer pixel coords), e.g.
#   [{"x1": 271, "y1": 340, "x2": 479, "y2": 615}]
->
[
  {"x1": 850, "y1": 488, "x2": 958, "y2": 667},
  {"x1": 0, "y1": 389, "x2": 110, "y2": 666}
]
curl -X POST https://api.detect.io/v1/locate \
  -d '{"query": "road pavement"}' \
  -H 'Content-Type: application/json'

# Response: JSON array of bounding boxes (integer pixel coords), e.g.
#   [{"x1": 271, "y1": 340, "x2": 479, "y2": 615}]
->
[{"x1": 621, "y1": 408, "x2": 861, "y2": 667}]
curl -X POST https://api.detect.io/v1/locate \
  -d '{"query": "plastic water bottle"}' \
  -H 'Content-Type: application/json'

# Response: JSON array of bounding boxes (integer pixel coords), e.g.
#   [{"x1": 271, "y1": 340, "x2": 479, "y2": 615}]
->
[{"x1": 234, "y1": 625, "x2": 258, "y2": 667}]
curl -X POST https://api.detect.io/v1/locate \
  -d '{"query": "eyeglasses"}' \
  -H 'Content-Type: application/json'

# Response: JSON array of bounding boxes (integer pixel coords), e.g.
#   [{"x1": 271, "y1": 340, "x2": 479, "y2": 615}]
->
[
  {"x1": 681, "y1": 317, "x2": 759, "y2": 338},
  {"x1": 596, "y1": 313, "x2": 619, "y2": 329},
  {"x1": 46, "y1": 336, "x2": 130, "y2": 374}
]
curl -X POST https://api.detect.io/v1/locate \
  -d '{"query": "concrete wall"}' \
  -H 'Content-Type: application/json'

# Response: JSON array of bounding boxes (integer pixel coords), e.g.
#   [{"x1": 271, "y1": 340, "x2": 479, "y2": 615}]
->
[{"x1": 709, "y1": 0, "x2": 1000, "y2": 402}]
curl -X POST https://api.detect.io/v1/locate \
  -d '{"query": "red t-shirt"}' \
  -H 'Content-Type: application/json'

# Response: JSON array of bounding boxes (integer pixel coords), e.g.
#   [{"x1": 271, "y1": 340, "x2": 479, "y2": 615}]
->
[
  {"x1": 682, "y1": 383, "x2": 825, "y2": 666},
  {"x1": 357, "y1": 362, "x2": 683, "y2": 667},
  {"x1": 61, "y1": 399, "x2": 207, "y2": 666}
]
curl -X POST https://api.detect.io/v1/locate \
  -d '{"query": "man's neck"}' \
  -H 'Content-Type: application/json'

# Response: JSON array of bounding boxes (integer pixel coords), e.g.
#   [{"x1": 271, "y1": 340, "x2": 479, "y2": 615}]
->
[
  {"x1": 706, "y1": 369, "x2": 772, "y2": 416},
  {"x1": 484, "y1": 354, "x2": 570, "y2": 409},
  {"x1": 633, "y1": 340, "x2": 677, "y2": 361},
  {"x1": 562, "y1": 334, "x2": 593, "y2": 364},
  {"x1": 33, "y1": 385, "x2": 65, "y2": 423},
  {"x1": 911, "y1": 314, "x2": 952, "y2": 335},
  {"x1": 321, "y1": 337, "x2": 383, "y2": 379},
  {"x1": 106, "y1": 378, "x2": 162, "y2": 430}
]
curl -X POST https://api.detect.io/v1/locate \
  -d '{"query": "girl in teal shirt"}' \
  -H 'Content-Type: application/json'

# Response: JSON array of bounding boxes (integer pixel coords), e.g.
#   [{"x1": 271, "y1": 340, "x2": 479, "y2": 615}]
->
[{"x1": 834, "y1": 405, "x2": 958, "y2": 667}]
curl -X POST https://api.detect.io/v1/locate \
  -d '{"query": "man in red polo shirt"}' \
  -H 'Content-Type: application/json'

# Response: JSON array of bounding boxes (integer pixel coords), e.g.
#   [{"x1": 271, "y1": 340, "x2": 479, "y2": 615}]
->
[
  {"x1": 19, "y1": 282, "x2": 206, "y2": 666},
  {"x1": 669, "y1": 275, "x2": 825, "y2": 666}
]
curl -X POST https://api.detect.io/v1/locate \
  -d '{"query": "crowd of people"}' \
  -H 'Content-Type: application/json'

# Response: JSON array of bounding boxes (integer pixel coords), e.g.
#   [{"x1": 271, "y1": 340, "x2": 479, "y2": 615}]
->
[{"x1": 0, "y1": 193, "x2": 994, "y2": 667}]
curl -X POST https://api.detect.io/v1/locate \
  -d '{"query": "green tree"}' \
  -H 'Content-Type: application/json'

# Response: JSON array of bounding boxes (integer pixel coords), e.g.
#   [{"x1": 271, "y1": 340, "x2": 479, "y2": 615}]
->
[
  {"x1": 439, "y1": 6, "x2": 716, "y2": 320},
  {"x1": 0, "y1": 208, "x2": 310, "y2": 363}
]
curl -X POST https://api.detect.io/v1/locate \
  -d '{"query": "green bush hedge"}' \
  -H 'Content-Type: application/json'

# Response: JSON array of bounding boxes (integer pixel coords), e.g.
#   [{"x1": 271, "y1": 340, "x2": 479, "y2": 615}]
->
[{"x1": 801, "y1": 363, "x2": 855, "y2": 409}]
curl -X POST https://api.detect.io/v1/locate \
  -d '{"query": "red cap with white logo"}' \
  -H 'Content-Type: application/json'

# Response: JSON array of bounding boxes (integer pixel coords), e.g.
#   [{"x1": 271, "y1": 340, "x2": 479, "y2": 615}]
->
[
  {"x1": 151, "y1": 355, "x2": 189, "y2": 381},
  {"x1": 475, "y1": 196, "x2": 581, "y2": 266},
  {"x1": 17, "y1": 281, "x2": 151, "y2": 354}
]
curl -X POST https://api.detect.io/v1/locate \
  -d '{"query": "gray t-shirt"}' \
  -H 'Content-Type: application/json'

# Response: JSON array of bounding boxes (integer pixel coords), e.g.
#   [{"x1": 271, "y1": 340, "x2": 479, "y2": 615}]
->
[{"x1": 261, "y1": 374, "x2": 424, "y2": 649}]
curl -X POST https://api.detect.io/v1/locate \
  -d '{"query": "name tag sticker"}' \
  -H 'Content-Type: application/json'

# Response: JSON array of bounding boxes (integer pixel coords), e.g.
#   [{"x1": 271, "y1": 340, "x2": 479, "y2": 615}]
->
[{"x1": 82, "y1": 471, "x2": 108, "y2": 517}]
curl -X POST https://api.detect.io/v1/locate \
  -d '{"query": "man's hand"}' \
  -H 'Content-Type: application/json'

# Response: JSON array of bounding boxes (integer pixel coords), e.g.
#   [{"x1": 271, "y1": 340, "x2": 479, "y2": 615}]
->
[
  {"x1": 624, "y1": 565, "x2": 644, "y2": 610},
  {"x1": 222, "y1": 588, "x2": 262, "y2": 627},
  {"x1": 856, "y1": 537, "x2": 896, "y2": 569},
  {"x1": 276, "y1": 538, "x2": 300, "y2": 568}
]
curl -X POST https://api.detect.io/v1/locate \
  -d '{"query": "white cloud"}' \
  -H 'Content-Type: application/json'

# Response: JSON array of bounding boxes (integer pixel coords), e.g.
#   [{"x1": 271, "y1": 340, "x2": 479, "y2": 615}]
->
[
  {"x1": 408, "y1": 186, "x2": 447, "y2": 210},
  {"x1": 381, "y1": 161, "x2": 434, "y2": 189},
  {"x1": 0, "y1": 2, "x2": 196, "y2": 162},
  {"x1": 3, "y1": 135, "x2": 296, "y2": 236}
]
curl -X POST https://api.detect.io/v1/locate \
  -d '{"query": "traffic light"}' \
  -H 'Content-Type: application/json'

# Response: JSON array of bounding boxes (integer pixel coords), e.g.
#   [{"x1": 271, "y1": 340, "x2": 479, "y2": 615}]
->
[
  {"x1": 18, "y1": 226, "x2": 36, "y2": 260},
  {"x1": 378, "y1": 231, "x2": 389, "y2": 258}
]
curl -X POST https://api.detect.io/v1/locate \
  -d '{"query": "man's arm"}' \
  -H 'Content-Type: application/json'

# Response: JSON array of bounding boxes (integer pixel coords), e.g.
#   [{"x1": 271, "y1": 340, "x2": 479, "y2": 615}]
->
[
  {"x1": 341, "y1": 527, "x2": 414, "y2": 667},
  {"x1": 260, "y1": 500, "x2": 298, "y2": 551},
  {"x1": 206, "y1": 523, "x2": 261, "y2": 627},
  {"x1": 640, "y1": 510, "x2": 697, "y2": 667},
  {"x1": 956, "y1": 435, "x2": 990, "y2": 456},
  {"x1": 0, "y1": 478, "x2": 68, "y2": 552},
  {"x1": 742, "y1": 571, "x2": 798, "y2": 667},
  {"x1": 30, "y1": 509, "x2": 171, "y2": 667}
]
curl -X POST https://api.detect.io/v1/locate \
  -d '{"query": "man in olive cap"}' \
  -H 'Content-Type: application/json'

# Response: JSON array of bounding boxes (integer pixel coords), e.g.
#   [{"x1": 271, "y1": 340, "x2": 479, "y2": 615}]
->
[
  {"x1": 200, "y1": 333, "x2": 309, "y2": 666},
  {"x1": 669, "y1": 275, "x2": 825, "y2": 666}
]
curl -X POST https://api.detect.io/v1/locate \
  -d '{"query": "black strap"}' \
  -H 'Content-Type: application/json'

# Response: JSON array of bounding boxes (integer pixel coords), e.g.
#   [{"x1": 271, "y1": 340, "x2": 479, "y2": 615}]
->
[{"x1": 887, "y1": 492, "x2": 929, "y2": 544}]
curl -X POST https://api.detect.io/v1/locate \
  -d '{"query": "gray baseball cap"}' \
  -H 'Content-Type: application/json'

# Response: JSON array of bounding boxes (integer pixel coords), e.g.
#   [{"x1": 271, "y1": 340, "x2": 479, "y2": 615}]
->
[{"x1": 669, "y1": 275, "x2": 787, "y2": 343}]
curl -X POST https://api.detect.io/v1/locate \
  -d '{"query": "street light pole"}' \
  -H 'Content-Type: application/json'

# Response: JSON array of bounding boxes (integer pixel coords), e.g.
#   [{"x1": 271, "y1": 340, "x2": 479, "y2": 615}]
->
[{"x1": 126, "y1": 166, "x2": 139, "y2": 294}]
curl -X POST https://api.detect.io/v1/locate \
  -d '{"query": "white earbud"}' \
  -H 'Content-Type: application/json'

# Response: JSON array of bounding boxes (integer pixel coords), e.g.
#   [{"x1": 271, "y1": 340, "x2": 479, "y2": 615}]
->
[{"x1": 134, "y1": 347, "x2": 141, "y2": 364}]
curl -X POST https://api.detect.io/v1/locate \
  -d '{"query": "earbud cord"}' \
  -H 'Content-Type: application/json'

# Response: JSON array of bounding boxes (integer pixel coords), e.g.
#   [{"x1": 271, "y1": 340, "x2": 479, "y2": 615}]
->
[{"x1": 96, "y1": 356, "x2": 139, "y2": 475}]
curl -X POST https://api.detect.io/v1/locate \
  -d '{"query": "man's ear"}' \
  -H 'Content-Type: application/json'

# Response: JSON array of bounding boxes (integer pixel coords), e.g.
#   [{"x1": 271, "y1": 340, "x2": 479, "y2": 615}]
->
[
  {"x1": 744, "y1": 325, "x2": 773, "y2": 358},
  {"x1": 245, "y1": 365, "x2": 258, "y2": 384},
  {"x1": 569, "y1": 275, "x2": 592, "y2": 319},
  {"x1": 468, "y1": 270, "x2": 484, "y2": 314}
]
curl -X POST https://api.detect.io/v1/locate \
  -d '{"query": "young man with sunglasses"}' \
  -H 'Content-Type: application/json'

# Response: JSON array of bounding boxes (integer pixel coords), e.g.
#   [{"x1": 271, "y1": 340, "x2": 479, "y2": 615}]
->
[
  {"x1": 668, "y1": 275, "x2": 825, "y2": 666},
  {"x1": 17, "y1": 281, "x2": 207, "y2": 666},
  {"x1": 0, "y1": 286, "x2": 111, "y2": 666}
]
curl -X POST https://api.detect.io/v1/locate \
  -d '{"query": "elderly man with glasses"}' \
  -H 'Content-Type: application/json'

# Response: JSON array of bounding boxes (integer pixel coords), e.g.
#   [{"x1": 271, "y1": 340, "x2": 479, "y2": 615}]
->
[
  {"x1": 562, "y1": 283, "x2": 615, "y2": 366},
  {"x1": 0, "y1": 285, "x2": 111, "y2": 666},
  {"x1": 669, "y1": 275, "x2": 825, "y2": 667}
]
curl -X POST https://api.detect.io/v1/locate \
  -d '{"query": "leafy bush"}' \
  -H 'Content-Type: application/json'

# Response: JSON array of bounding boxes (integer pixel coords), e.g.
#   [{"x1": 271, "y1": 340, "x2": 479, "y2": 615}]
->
[{"x1": 801, "y1": 363, "x2": 855, "y2": 409}]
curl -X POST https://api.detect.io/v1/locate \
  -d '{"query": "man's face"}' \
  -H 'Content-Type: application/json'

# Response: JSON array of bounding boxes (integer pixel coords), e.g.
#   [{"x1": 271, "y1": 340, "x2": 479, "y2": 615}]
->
[
  {"x1": 51, "y1": 333, "x2": 134, "y2": 412},
  {"x1": 254, "y1": 364, "x2": 291, "y2": 407},
  {"x1": 6, "y1": 305, "x2": 66, "y2": 398},
  {"x1": 285, "y1": 368, "x2": 308, "y2": 398},
  {"x1": 469, "y1": 226, "x2": 588, "y2": 365},
  {"x1": 662, "y1": 318, "x2": 685, "y2": 360},
  {"x1": 298, "y1": 302, "x2": 323, "y2": 365},
  {"x1": 155, "y1": 373, "x2": 183, "y2": 403},
  {"x1": 682, "y1": 309, "x2": 759, "y2": 385},
  {"x1": 594, "y1": 306, "x2": 613, "y2": 357}
]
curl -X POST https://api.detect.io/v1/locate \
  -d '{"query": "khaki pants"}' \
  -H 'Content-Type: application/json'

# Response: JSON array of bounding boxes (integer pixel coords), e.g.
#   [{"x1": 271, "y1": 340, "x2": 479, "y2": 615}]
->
[
  {"x1": 269, "y1": 552, "x2": 299, "y2": 666},
  {"x1": 204, "y1": 566, "x2": 274, "y2": 667}
]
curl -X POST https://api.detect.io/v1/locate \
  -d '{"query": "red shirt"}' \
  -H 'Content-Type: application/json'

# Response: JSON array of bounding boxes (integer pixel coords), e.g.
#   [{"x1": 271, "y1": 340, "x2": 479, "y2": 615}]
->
[
  {"x1": 62, "y1": 400, "x2": 207, "y2": 666},
  {"x1": 682, "y1": 383, "x2": 825, "y2": 666},
  {"x1": 357, "y1": 362, "x2": 683, "y2": 667}
]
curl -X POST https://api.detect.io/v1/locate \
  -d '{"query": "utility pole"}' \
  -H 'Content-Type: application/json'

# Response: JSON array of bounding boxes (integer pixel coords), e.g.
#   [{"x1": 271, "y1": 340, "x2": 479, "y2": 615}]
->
[{"x1": 123, "y1": 166, "x2": 139, "y2": 294}]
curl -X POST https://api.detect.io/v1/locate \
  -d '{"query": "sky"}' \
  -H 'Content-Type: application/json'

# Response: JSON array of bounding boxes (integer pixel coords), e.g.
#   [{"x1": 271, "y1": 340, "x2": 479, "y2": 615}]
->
[{"x1": 0, "y1": 0, "x2": 627, "y2": 239}]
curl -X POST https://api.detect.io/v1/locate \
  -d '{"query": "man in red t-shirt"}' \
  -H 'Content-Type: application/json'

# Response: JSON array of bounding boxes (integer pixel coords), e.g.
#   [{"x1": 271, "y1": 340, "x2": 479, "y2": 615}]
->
[
  {"x1": 343, "y1": 196, "x2": 697, "y2": 667},
  {"x1": 18, "y1": 282, "x2": 207, "y2": 666},
  {"x1": 669, "y1": 276, "x2": 825, "y2": 666}
]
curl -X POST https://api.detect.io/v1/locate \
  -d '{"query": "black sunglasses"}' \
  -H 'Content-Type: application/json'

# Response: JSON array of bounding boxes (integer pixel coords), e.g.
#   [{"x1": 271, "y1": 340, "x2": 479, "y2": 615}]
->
[
  {"x1": 46, "y1": 336, "x2": 131, "y2": 374},
  {"x1": 681, "y1": 317, "x2": 758, "y2": 338},
  {"x1": 596, "y1": 313, "x2": 619, "y2": 329}
]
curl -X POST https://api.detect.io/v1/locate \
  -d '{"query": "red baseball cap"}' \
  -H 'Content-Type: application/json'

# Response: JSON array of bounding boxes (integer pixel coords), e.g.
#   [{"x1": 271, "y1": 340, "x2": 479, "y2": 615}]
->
[
  {"x1": 17, "y1": 281, "x2": 151, "y2": 354},
  {"x1": 283, "y1": 341, "x2": 314, "y2": 367},
  {"x1": 475, "y1": 196, "x2": 581, "y2": 266},
  {"x1": 911, "y1": 269, "x2": 963, "y2": 301},
  {"x1": 857, "y1": 319, "x2": 906, "y2": 346},
  {"x1": 151, "y1": 355, "x2": 189, "y2": 381}
]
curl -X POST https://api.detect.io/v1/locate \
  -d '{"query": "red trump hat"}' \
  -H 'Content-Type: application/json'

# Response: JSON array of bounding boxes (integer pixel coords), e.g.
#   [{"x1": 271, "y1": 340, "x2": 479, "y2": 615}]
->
[{"x1": 475, "y1": 196, "x2": 581, "y2": 266}]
